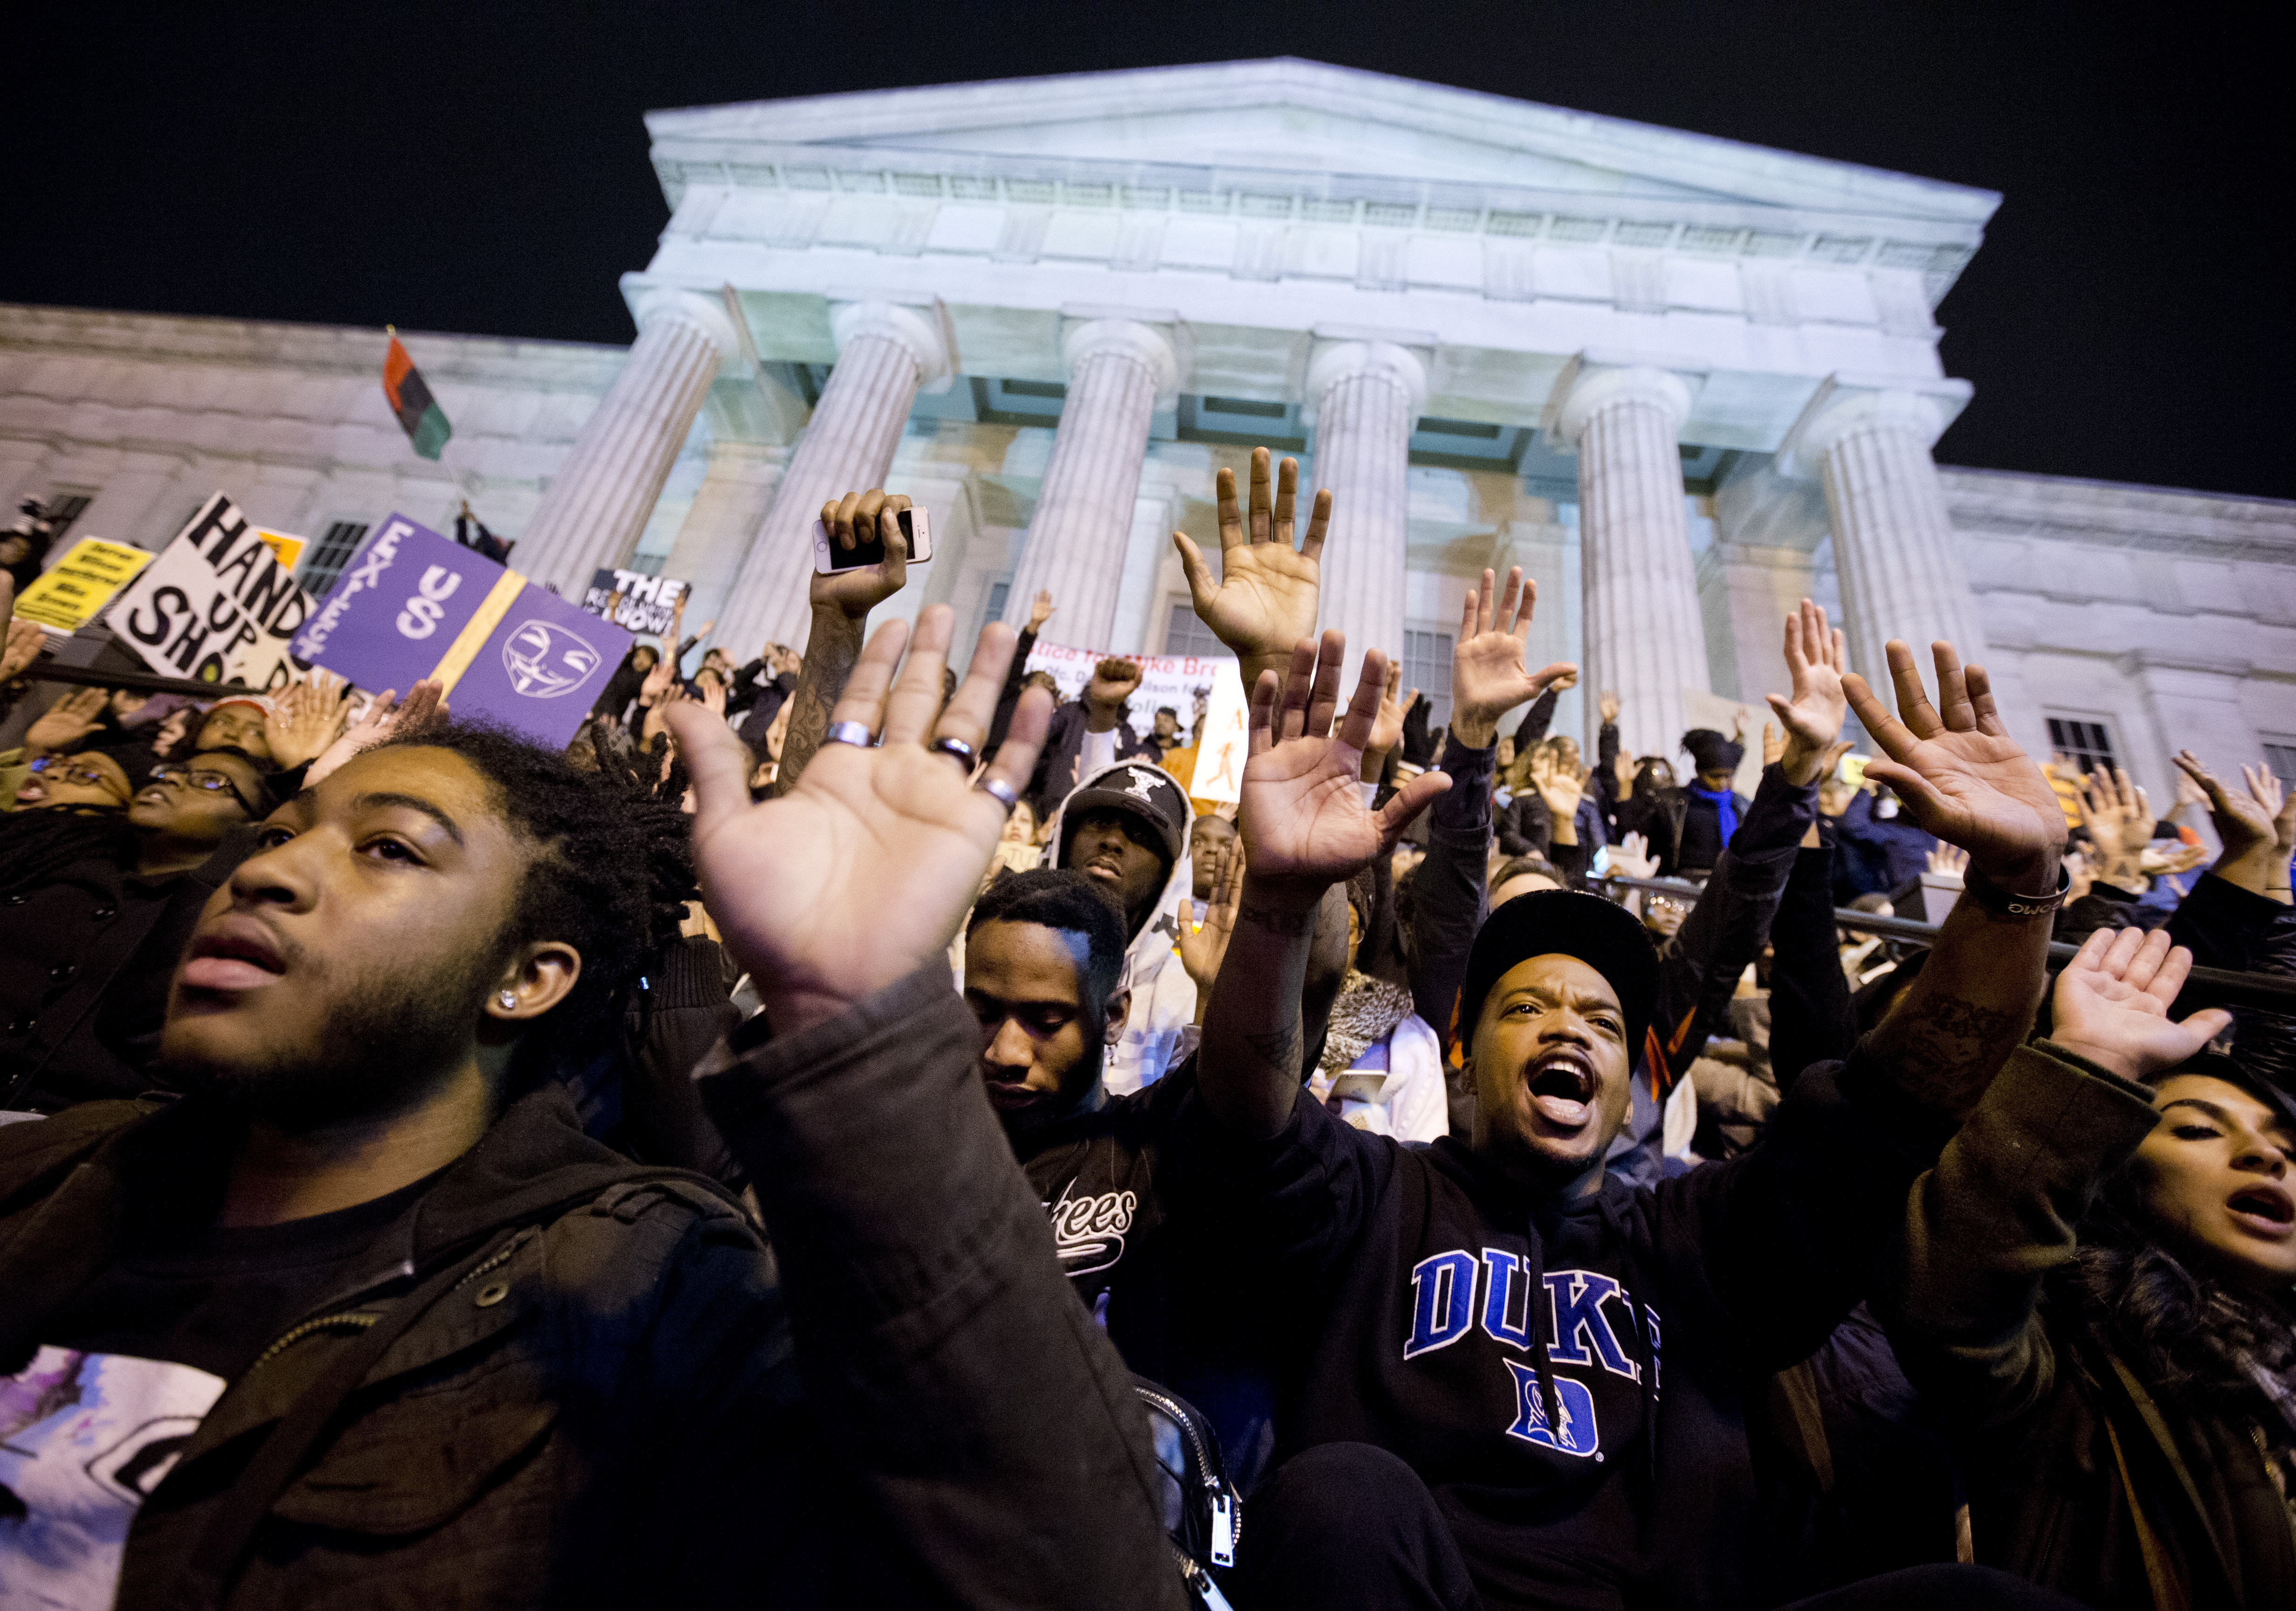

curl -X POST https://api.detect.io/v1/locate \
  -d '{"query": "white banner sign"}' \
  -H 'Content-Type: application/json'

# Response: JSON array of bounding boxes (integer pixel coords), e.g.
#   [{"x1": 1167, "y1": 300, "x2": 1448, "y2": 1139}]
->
[
  {"x1": 1021, "y1": 642, "x2": 1248, "y2": 803},
  {"x1": 104, "y1": 493, "x2": 315, "y2": 690}
]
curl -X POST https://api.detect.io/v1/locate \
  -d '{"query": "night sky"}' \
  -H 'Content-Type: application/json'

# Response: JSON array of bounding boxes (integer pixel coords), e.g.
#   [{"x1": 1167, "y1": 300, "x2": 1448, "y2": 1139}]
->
[{"x1": 8, "y1": 2, "x2": 2288, "y2": 499}]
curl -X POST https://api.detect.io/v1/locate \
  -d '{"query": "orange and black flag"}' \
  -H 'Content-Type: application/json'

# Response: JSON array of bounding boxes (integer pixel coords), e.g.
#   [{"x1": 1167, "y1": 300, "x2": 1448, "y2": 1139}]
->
[{"x1": 382, "y1": 328, "x2": 451, "y2": 461}]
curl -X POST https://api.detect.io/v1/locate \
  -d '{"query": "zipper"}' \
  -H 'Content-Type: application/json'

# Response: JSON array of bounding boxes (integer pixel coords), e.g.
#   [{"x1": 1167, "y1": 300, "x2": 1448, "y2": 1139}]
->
[
  {"x1": 1135, "y1": 1385, "x2": 1238, "y2": 1561},
  {"x1": 245, "y1": 1231, "x2": 526, "y2": 1376}
]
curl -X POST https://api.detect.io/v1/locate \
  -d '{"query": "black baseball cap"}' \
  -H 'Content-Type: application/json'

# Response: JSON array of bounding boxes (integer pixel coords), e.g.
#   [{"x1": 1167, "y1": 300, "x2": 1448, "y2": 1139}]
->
[
  {"x1": 1459, "y1": 889, "x2": 1659, "y2": 1059},
  {"x1": 1058, "y1": 762, "x2": 1189, "y2": 870}
]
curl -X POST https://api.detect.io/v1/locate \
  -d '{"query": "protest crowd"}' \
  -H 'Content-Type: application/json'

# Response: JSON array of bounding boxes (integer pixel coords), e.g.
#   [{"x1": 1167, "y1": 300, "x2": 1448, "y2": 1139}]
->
[{"x1": 1, "y1": 445, "x2": 2292, "y2": 1611}]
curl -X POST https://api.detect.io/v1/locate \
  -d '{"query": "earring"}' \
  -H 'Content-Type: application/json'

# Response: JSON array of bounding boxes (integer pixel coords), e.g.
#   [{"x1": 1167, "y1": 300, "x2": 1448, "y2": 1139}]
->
[{"x1": 498, "y1": 991, "x2": 517, "y2": 1010}]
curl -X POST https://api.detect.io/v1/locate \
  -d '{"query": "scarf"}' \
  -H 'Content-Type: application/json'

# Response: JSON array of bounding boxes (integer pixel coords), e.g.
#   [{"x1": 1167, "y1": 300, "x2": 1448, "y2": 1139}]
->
[
  {"x1": 1688, "y1": 783, "x2": 1739, "y2": 850},
  {"x1": 1318, "y1": 970, "x2": 1415, "y2": 1074}
]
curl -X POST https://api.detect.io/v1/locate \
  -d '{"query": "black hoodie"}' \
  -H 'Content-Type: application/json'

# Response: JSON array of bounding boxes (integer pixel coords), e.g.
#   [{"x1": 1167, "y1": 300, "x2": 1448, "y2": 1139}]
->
[{"x1": 1169, "y1": 1050, "x2": 1951, "y2": 1610}]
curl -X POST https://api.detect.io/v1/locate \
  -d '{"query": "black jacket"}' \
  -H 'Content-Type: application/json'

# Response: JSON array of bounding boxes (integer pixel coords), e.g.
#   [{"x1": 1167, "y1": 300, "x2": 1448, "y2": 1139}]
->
[
  {"x1": 0, "y1": 964, "x2": 1182, "y2": 1609},
  {"x1": 0, "y1": 829, "x2": 248, "y2": 1114},
  {"x1": 1881, "y1": 1040, "x2": 2296, "y2": 1611},
  {"x1": 1024, "y1": 699, "x2": 1151, "y2": 819},
  {"x1": 1169, "y1": 1047, "x2": 1950, "y2": 1610},
  {"x1": 2168, "y1": 872, "x2": 2296, "y2": 1085}
]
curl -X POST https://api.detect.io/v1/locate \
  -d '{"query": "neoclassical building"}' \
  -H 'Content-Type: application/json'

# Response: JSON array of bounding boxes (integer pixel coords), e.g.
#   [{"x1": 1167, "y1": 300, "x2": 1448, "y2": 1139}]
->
[{"x1": 4, "y1": 60, "x2": 2290, "y2": 794}]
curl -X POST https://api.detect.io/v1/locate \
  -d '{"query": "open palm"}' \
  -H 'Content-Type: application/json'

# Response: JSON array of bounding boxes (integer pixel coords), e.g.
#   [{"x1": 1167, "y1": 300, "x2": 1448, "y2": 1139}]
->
[
  {"x1": 2050, "y1": 925, "x2": 2231, "y2": 1081},
  {"x1": 1451, "y1": 566, "x2": 1575, "y2": 747},
  {"x1": 667, "y1": 606, "x2": 1051, "y2": 1035},
  {"x1": 1764, "y1": 598, "x2": 1850, "y2": 782},
  {"x1": 1845, "y1": 638, "x2": 2063, "y2": 886},
  {"x1": 1173, "y1": 448, "x2": 1328, "y2": 672},
  {"x1": 1239, "y1": 633, "x2": 1447, "y2": 899}
]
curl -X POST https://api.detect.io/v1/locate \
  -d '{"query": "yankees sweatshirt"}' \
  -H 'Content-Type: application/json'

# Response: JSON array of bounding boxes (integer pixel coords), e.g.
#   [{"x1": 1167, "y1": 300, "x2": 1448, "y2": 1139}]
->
[{"x1": 1169, "y1": 1051, "x2": 1950, "y2": 1611}]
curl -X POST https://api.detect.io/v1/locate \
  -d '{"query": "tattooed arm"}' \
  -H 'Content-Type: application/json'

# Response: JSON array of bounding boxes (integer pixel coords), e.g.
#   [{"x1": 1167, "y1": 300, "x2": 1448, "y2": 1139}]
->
[
  {"x1": 1198, "y1": 632, "x2": 1447, "y2": 1137},
  {"x1": 1843, "y1": 638, "x2": 2069, "y2": 1119},
  {"x1": 773, "y1": 489, "x2": 911, "y2": 797}
]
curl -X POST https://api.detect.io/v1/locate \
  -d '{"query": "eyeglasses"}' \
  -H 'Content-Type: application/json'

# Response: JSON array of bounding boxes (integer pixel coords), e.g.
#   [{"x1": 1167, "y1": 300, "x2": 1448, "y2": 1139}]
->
[
  {"x1": 28, "y1": 756, "x2": 128, "y2": 795},
  {"x1": 149, "y1": 764, "x2": 258, "y2": 817}
]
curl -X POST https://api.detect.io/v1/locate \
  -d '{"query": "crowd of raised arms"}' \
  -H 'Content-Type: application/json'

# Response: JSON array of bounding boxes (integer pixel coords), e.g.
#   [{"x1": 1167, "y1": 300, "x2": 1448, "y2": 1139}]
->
[{"x1": 1, "y1": 450, "x2": 2292, "y2": 1611}]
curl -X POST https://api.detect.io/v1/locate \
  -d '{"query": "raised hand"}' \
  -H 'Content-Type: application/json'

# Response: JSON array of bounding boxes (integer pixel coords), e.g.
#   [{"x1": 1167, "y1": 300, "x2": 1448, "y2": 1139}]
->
[
  {"x1": 1608, "y1": 830, "x2": 1657, "y2": 882},
  {"x1": 25, "y1": 686, "x2": 109, "y2": 756},
  {"x1": 263, "y1": 671, "x2": 354, "y2": 770},
  {"x1": 1450, "y1": 566, "x2": 1576, "y2": 749},
  {"x1": 1762, "y1": 598, "x2": 1853, "y2": 786},
  {"x1": 1599, "y1": 691, "x2": 1621, "y2": 727},
  {"x1": 638, "y1": 655, "x2": 675, "y2": 708},
  {"x1": 1178, "y1": 836, "x2": 1243, "y2": 993},
  {"x1": 1529, "y1": 744, "x2": 1587, "y2": 818},
  {"x1": 3, "y1": 613, "x2": 45, "y2": 684},
  {"x1": 666, "y1": 605, "x2": 1053, "y2": 1035},
  {"x1": 2175, "y1": 750, "x2": 2294, "y2": 901},
  {"x1": 812, "y1": 489, "x2": 912, "y2": 620},
  {"x1": 2076, "y1": 767, "x2": 2154, "y2": 888},
  {"x1": 1172, "y1": 448, "x2": 1328, "y2": 684},
  {"x1": 1360, "y1": 660, "x2": 1415, "y2": 781},
  {"x1": 1926, "y1": 842, "x2": 1971, "y2": 879},
  {"x1": 2048, "y1": 925, "x2": 2232, "y2": 1083},
  {"x1": 698, "y1": 674, "x2": 728, "y2": 718},
  {"x1": 1843, "y1": 638, "x2": 2063, "y2": 893},
  {"x1": 304, "y1": 677, "x2": 448, "y2": 786},
  {"x1": 1238, "y1": 632, "x2": 1449, "y2": 909},
  {"x1": 1027, "y1": 588, "x2": 1055, "y2": 633}
]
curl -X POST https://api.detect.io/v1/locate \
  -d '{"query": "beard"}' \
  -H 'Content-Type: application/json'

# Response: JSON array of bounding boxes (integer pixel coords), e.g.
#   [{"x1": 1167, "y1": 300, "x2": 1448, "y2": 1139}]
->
[{"x1": 160, "y1": 943, "x2": 502, "y2": 1131}]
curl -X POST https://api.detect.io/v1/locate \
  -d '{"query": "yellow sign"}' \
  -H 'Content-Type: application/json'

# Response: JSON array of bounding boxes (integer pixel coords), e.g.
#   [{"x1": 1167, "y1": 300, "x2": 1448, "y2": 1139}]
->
[
  {"x1": 253, "y1": 528, "x2": 306, "y2": 571},
  {"x1": 10, "y1": 537, "x2": 155, "y2": 632}
]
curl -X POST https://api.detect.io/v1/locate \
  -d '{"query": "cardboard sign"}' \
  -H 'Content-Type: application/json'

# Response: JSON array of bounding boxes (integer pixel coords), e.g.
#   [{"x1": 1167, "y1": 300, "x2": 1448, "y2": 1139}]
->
[
  {"x1": 580, "y1": 567, "x2": 688, "y2": 639},
  {"x1": 10, "y1": 538, "x2": 154, "y2": 633},
  {"x1": 105, "y1": 494, "x2": 316, "y2": 689},
  {"x1": 253, "y1": 529, "x2": 306, "y2": 571},
  {"x1": 293, "y1": 513, "x2": 629, "y2": 748}
]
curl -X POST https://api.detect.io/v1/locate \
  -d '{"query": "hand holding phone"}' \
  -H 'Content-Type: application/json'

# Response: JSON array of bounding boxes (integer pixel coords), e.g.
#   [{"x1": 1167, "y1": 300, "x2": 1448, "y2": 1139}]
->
[{"x1": 814, "y1": 504, "x2": 934, "y2": 574}]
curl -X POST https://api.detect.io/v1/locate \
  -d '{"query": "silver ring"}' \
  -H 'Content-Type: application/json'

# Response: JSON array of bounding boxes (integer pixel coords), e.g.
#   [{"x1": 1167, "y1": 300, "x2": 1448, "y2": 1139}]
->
[
  {"x1": 823, "y1": 719, "x2": 874, "y2": 748},
  {"x1": 928, "y1": 735, "x2": 977, "y2": 769},
  {"x1": 974, "y1": 775, "x2": 1019, "y2": 814}
]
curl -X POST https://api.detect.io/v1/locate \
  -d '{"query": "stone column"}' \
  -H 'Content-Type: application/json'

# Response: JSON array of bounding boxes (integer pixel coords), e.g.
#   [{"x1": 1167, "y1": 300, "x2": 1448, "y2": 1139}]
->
[
  {"x1": 713, "y1": 301, "x2": 947, "y2": 655},
  {"x1": 1560, "y1": 364, "x2": 1709, "y2": 759},
  {"x1": 1006, "y1": 319, "x2": 1178, "y2": 648},
  {"x1": 1306, "y1": 340, "x2": 1425, "y2": 683},
  {"x1": 516, "y1": 285, "x2": 734, "y2": 593},
  {"x1": 659, "y1": 441, "x2": 786, "y2": 638},
  {"x1": 1786, "y1": 384, "x2": 1988, "y2": 698}
]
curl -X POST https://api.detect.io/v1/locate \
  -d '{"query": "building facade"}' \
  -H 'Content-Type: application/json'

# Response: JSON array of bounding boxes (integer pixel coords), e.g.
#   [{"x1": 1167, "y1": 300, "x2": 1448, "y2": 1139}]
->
[{"x1": 4, "y1": 60, "x2": 2289, "y2": 798}]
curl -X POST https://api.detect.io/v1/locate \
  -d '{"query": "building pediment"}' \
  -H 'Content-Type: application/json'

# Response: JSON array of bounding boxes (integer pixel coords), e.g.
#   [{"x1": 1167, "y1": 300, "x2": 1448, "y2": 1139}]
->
[{"x1": 648, "y1": 59, "x2": 1997, "y2": 227}]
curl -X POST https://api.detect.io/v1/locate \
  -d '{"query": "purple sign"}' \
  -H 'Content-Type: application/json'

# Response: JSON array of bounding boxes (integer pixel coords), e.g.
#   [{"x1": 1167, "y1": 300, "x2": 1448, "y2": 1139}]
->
[{"x1": 293, "y1": 513, "x2": 629, "y2": 748}]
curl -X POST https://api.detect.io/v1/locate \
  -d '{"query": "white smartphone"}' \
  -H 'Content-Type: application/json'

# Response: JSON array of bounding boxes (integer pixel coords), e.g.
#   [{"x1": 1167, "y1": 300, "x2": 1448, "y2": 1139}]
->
[{"x1": 813, "y1": 506, "x2": 933, "y2": 574}]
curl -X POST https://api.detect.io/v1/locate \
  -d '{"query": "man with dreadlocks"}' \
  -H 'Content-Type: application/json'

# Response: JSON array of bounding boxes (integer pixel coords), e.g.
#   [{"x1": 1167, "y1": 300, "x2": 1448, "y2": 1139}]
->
[
  {"x1": 1880, "y1": 924, "x2": 2292, "y2": 1609},
  {"x1": 0, "y1": 597, "x2": 1182, "y2": 1606},
  {"x1": 1183, "y1": 627, "x2": 2087, "y2": 1611}
]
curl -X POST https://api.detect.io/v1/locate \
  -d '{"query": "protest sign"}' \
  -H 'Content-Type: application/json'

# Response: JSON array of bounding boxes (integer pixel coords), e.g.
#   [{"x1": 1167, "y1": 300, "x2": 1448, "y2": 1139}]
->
[
  {"x1": 293, "y1": 513, "x2": 629, "y2": 748},
  {"x1": 1020, "y1": 641, "x2": 1247, "y2": 802},
  {"x1": 10, "y1": 538, "x2": 153, "y2": 633},
  {"x1": 105, "y1": 494, "x2": 315, "y2": 689},
  {"x1": 580, "y1": 567, "x2": 688, "y2": 639}
]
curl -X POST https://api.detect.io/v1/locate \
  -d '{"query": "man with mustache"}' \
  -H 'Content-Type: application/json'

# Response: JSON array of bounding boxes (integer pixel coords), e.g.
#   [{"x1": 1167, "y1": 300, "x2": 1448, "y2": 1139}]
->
[
  {"x1": 1191, "y1": 628, "x2": 2080, "y2": 1611},
  {"x1": 0, "y1": 601, "x2": 1181, "y2": 1608}
]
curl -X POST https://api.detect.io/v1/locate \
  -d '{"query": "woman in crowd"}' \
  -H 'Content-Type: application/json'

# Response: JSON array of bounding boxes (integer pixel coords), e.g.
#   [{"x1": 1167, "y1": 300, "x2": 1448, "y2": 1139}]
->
[{"x1": 1882, "y1": 925, "x2": 2290, "y2": 1609}]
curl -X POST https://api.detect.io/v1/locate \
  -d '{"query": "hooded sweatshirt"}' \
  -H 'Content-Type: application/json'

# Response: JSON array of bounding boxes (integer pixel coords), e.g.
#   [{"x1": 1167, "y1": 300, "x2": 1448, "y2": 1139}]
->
[
  {"x1": 1048, "y1": 757, "x2": 1197, "y2": 1095},
  {"x1": 1168, "y1": 1050, "x2": 1950, "y2": 1610}
]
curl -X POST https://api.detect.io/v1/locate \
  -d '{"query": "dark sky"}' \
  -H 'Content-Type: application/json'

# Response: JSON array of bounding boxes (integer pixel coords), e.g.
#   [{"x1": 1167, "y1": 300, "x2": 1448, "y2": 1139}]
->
[{"x1": 8, "y1": 2, "x2": 2288, "y2": 499}]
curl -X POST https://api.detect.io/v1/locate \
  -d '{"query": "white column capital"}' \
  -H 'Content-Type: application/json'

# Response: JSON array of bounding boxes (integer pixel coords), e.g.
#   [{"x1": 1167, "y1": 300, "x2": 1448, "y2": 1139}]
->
[
  {"x1": 1060, "y1": 317, "x2": 1181, "y2": 401},
  {"x1": 1304, "y1": 339, "x2": 1429, "y2": 423},
  {"x1": 621, "y1": 280, "x2": 741, "y2": 365},
  {"x1": 1551, "y1": 361, "x2": 1695, "y2": 446},
  {"x1": 828, "y1": 299, "x2": 950, "y2": 385},
  {"x1": 1777, "y1": 374, "x2": 1973, "y2": 479}
]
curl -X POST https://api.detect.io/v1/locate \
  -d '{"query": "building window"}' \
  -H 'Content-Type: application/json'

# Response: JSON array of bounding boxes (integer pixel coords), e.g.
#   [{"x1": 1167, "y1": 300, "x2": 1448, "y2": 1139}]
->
[
  {"x1": 1403, "y1": 624, "x2": 1455, "y2": 725},
  {"x1": 299, "y1": 521, "x2": 370, "y2": 598},
  {"x1": 977, "y1": 578, "x2": 1013, "y2": 650},
  {"x1": 39, "y1": 492, "x2": 94, "y2": 541},
  {"x1": 2045, "y1": 715, "x2": 2118, "y2": 778},
  {"x1": 2263, "y1": 742, "x2": 2296, "y2": 789},
  {"x1": 1163, "y1": 599, "x2": 1226, "y2": 660}
]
